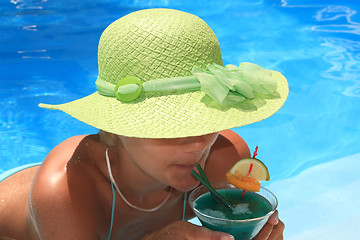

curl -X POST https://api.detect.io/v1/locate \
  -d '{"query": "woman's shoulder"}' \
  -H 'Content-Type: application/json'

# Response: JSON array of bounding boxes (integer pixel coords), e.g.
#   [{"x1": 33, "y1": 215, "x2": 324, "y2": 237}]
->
[
  {"x1": 205, "y1": 130, "x2": 251, "y2": 183},
  {"x1": 41, "y1": 134, "x2": 102, "y2": 168},
  {"x1": 29, "y1": 134, "x2": 104, "y2": 233},
  {"x1": 30, "y1": 135, "x2": 88, "y2": 192},
  {"x1": 47, "y1": 134, "x2": 90, "y2": 156},
  {"x1": 30, "y1": 134, "x2": 103, "y2": 201},
  {"x1": 216, "y1": 129, "x2": 250, "y2": 158},
  {"x1": 28, "y1": 134, "x2": 104, "y2": 238}
]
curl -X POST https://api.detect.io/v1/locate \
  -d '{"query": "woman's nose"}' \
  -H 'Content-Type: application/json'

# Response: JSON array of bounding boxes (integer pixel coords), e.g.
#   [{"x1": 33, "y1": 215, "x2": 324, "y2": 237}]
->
[
  {"x1": 181, "y1": 137, "x2": 207, "y2": 153},
  {"x1": 181, "y1": 133, "x2": 218, "y2": 153}
]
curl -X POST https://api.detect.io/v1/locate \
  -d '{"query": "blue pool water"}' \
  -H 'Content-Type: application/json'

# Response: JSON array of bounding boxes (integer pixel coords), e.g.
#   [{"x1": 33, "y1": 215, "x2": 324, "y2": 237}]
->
[{"x1": 1, "y1": 0, "x2": 360, "y2": 238}]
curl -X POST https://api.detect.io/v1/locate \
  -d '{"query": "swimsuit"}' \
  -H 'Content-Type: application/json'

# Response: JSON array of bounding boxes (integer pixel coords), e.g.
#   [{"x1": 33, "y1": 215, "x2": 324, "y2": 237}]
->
[{"x1": 0, "y1": 162, "x2": 42, "y2": 182}]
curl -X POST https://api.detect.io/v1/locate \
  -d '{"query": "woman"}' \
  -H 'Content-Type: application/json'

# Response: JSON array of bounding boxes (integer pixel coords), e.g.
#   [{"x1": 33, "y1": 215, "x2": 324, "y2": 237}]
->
[{"x1": 0, "y1": 8, "x2": 287, "y2": 239}]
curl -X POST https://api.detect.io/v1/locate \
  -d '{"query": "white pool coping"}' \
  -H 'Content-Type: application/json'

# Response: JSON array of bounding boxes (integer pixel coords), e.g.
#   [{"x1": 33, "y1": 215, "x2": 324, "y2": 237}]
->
[{"x1": 268, "y1": 152, "x2": 360, "y2": 239}]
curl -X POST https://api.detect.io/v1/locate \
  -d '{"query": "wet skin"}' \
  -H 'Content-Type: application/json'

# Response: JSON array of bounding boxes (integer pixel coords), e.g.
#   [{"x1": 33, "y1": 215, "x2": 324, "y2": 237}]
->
[{"x1": 0, "y1": 130, "x2": 284, "y2": 240}]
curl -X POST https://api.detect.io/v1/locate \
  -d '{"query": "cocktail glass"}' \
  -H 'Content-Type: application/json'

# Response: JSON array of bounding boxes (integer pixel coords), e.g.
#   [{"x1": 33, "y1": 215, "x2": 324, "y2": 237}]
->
[{"x1": 189, "y1": 182, "x2": 278, "y2": 240}]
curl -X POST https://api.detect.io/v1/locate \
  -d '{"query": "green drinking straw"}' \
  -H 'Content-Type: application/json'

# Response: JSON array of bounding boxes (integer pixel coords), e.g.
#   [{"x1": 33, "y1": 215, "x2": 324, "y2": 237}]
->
[{"x1": 191, "y1": 164, "x2": 233, "y2": 209}]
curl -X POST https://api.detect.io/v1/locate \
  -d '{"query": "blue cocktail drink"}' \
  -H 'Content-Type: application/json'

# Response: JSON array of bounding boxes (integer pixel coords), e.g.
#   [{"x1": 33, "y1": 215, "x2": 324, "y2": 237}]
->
[{"x1": 189, "y1": 182, "x2": 277, "y2": 240}]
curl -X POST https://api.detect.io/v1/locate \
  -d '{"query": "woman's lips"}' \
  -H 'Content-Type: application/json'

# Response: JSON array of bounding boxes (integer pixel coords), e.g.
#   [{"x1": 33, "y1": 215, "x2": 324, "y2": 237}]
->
[
  {"x1": 171, "y1": 153, "x2": 206, "y2": 170},
  {"x1": 172, "y1": 162, "x2": 198, "y2": 169}
]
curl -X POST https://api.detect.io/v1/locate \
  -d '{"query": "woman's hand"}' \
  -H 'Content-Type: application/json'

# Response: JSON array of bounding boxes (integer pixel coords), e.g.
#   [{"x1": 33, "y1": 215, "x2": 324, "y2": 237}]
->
[
  {"x1": 142, "y1": 211, "x2": 284, "y2": 240},
  {"x1": 142, "y1": 221, "x2": 234, "y2": 240},
  {"x1": 254, "y1": 211, "x2": 285, "y2": 240}
]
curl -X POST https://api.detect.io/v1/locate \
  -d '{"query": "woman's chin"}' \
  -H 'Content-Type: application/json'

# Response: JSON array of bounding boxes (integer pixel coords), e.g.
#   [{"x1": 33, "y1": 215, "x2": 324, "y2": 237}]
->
[{"x1": 170, "y1": 178, "x2": 200, "y2": 192}]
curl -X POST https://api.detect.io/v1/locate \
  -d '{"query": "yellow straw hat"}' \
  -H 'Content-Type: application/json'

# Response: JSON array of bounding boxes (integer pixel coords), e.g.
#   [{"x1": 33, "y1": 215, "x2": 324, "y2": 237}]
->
[{"x1": 39, "y1": 8, "x2": 289, "y2": 138}]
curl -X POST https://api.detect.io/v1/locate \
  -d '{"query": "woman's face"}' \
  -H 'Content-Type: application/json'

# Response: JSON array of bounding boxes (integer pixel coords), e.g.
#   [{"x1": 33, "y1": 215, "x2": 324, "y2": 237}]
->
[{"x1": 117, "y1": 132, "x2": 219, "y2": 192}]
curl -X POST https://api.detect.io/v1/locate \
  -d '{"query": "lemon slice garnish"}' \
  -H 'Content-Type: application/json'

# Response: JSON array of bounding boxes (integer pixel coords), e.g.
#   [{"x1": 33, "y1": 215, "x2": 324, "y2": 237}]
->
[
  {"x1": 229, "y1": 158, "x2": 270, "y2": 181},
  {"x1": 226, "y1": 158, "x2": 270, "y2": 192}
]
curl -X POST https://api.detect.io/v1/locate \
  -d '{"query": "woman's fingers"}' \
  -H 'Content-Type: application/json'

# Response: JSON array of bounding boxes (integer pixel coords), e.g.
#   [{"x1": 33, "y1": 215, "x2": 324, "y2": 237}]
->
[
  {"x1": 254, "y1": 211, "x2": 285, "y2": 240},
  {"x1": 143, "y1": 211, "x2": 285, "y2": 240},
  {"x1": 268, "y1": 220, "x2": 285, "y2": 240},
  {"x1": 254, "y1": 222, "x2": 274, "y2": 240},
  {"x1": 142, "y1": 221, "x2": 234, "y2": 240},
  {"x1": 268, "y1": 210, "x2": 279, "y2": 225},
  {"x1": 187, "y1": 224, "x2": 234, "y2": 240}
]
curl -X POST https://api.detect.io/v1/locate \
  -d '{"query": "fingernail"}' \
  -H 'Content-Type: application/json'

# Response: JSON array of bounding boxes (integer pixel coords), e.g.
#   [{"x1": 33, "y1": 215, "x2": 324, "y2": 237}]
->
[
  {"x1": 270, "y1": 214, "x2": 279, "y2": 225},
  {"x1": 221, "y1": 234, "x2": 235, "y2": 240}
]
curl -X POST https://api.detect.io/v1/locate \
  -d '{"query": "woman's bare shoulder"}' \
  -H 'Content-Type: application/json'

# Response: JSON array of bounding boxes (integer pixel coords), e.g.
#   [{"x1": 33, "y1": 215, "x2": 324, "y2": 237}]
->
[
  {"x1": 216, "y1": 129, "x2": 250, "y2": 158},
  {"x1": 31, "y1": 135, "x2": 89, "y2": 201},
  {"x1": 29, "y1": 134, "x2": 101, "y2": 238},
  {"x1": 44, "y1": 135, "x2": 89, "y2": 160},
  {"x1": 32, "y1": 135, "x2": 91, "y2": 188},
  {"x1": 205, "y1": 130, "x2": 251, "y2": 183},
  {"x1": 30, "y1": 134, "x2": 104, "y2": 208},
  {"x1": 32, "y1": 134, "x2": 103, "y2": 193}
]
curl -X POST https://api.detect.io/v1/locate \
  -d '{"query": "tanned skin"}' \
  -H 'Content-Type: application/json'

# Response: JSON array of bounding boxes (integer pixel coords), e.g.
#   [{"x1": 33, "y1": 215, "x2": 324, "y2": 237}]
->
[{"x1": 0, "y1": 130, "x2": 284, "y2": 240}]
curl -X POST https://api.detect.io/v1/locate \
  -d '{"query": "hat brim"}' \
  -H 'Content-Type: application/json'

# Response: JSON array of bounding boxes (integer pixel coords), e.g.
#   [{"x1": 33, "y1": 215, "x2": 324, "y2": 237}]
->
[{"x1": 39, "y1": 70, "x2": 288, "y2": 138}]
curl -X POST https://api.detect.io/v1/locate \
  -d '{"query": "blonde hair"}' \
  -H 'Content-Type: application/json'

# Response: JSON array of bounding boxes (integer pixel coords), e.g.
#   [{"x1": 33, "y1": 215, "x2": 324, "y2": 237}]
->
[{"x1": 98, "y1": 130, "x2": 118, "y2": 147}]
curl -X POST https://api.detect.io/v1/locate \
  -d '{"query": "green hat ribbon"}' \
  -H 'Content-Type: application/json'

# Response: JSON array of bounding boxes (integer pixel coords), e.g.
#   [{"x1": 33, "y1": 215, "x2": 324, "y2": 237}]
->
[{"x1": 96, "y1": 62, "x2": 278, "y2": 105}]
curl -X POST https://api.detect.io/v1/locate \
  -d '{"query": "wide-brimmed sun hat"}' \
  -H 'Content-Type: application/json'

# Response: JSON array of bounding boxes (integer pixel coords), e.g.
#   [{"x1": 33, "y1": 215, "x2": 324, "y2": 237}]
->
[{"x1": 39, "y1": 8, "x2": 289, "y2": 138}]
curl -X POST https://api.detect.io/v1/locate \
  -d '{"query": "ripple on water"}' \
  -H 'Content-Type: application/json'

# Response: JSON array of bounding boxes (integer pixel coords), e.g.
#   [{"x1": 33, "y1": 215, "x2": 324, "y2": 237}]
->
[
  {"x1": 0, "y1": 77, "x2": 95, "y2": 172},
  {"x1": 308, "y1": 4, "x2": 360, "y2": 98},
  {"x1": 0, "y1": 97, "x2": 47, "y2": 172}
]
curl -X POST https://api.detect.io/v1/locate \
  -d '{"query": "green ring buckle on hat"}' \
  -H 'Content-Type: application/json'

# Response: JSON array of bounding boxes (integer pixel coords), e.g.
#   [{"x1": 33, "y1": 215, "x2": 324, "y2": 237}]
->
[{"x1": 39, "y1": 8, "x2": 289, "y2": 139}]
